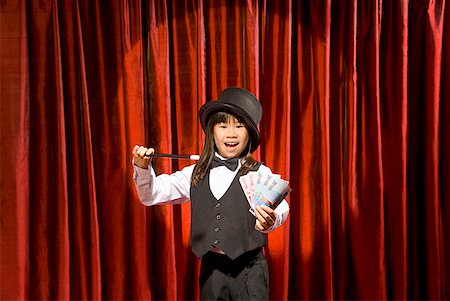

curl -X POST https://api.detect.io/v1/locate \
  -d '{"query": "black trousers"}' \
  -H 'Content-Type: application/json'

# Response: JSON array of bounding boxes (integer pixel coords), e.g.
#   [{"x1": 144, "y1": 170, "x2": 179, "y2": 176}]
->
[{"x1": 199, "y1": 248, "x2": 269, "y2": 301}]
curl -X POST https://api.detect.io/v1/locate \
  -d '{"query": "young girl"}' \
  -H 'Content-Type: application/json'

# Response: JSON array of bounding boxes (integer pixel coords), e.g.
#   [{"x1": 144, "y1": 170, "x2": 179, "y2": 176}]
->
[{"x1": 132, "y1": 87, "x2": 289, "y2": 300}]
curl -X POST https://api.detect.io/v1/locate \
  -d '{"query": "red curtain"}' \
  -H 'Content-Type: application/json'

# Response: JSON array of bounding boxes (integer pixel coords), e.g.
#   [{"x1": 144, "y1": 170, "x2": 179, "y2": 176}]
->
[{"x1": 1, "y1": 0, "x2": 448, "y2": 300}]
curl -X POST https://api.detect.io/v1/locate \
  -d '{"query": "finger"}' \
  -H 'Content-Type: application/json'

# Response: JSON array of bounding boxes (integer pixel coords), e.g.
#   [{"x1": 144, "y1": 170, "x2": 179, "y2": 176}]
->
[
  {"x1": 255, "y1": 206, "x2": 275, "y2": 226},
  {"x1": 254, "y1": 207, "x2": 270, "y2": 228},
  {"x1": 260, "y1": 206, "x2": 276, "y2": 221},
  {"x1": 258, "y1": 204, "x2": 275, "y2": 216},
  {"x1": 132, "y1": 145, "x2": 140, "y2": 155},
  {"x1": 145, "y1": 148, "x2": 154, "y2": 157},
  {"x1": 138, "y1": 147, "x2": 149, "y2": 157},
  {"x1": 255, "y1": 219, "x2": 265, "y2": 231},
  {"x1": 134, "y1": 146, "x2": 142, "y2": 156},
  {"x1": 253, "y1": 206, "x2": 264, "y2": 221}
]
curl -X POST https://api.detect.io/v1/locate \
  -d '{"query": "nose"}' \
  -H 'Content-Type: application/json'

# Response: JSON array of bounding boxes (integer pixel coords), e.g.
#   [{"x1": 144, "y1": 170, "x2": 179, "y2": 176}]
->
[{"x1": 226, "y1": 127, "x2": 237, "y2": 138}]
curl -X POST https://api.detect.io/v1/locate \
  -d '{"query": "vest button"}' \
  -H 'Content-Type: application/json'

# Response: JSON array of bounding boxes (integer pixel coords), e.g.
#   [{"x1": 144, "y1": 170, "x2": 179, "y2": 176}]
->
[
  {"x1": 215, "y1": 202, "x2": 221, "y2": 208},
  {"x1": 214, "y1": 227, "x2": 220, "y2": 232},
  {"x1": 216, "y1": 214, "x2": 221, "y2": 220},
  {"x1": 213, "y1": 239, "x2": 219, "y2": 245}
]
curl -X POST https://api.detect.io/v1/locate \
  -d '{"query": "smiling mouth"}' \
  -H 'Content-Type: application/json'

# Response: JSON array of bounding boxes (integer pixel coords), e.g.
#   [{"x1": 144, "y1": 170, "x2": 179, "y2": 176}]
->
[{"x1": 225, "y1": 142, "x2": 239, "y2": 148}]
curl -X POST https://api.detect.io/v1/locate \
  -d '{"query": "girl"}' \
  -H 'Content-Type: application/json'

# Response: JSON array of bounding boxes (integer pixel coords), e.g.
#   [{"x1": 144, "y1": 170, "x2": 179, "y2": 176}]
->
[{"x1": 132, "y1": 87, "x2": 290, "y2": 300}]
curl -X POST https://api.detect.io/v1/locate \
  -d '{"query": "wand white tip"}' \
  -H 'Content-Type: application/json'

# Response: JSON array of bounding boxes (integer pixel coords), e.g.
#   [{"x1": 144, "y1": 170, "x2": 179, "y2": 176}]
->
[{"x1": 190, "y1": 155, "x2": 200, "y2": 160}]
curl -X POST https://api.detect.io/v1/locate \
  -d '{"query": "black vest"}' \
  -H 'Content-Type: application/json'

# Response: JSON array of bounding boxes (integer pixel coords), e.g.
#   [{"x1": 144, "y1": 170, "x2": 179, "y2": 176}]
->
[{"x1": 190, "y1": 163, "x2": 267, "y2": 260}]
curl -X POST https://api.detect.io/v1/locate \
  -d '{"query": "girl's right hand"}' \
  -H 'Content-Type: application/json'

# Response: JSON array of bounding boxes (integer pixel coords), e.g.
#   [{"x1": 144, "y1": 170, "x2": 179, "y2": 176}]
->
[{"x1": 132, "y1": 145, "x2": 155, "y2": 169}]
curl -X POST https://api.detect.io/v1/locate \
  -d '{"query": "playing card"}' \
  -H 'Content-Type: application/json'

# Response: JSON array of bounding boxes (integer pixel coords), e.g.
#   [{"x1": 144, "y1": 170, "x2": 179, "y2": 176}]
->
[
  {"x1": 239, "y1": 176, "x2": 253, "y2": 205},
  {"x1": 239, "y1": 166, "x2": 291, "y2": 217},
  {"x1": 254, "y1": 178, "x2": 291, "y2": 209},
  {"x1": 253, "y1": 171, "x2": 280, "y2": 205}
]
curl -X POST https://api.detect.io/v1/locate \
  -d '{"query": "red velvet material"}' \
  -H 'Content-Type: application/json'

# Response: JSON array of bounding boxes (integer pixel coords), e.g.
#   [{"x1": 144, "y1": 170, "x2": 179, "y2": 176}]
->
[{"x1": 1, "y1": 0, "x2": 449, "y2": 300}]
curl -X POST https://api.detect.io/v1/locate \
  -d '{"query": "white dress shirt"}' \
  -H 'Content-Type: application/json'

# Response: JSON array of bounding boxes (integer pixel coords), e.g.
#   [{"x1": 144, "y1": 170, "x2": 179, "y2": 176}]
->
[{"x1": 132, "y1": 154, "x2": 290, "y2": 232}]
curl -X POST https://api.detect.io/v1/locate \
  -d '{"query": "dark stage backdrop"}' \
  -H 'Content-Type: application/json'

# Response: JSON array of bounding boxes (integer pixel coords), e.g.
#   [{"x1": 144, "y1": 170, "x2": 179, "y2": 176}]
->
[{"x1": 1, "y1": 0, "x2": 449, "y2": 300}]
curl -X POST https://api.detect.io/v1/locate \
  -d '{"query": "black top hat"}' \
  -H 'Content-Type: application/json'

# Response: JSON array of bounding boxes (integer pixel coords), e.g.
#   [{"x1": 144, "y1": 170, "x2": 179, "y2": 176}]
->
[{"x1": 199, "y1": 87, "x2": 263, "y2": 153}]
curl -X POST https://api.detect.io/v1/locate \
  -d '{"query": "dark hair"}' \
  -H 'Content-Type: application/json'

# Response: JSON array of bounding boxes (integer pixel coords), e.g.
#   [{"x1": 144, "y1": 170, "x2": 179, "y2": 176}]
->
[{"x1": 191, "y1": 111, "x2": 259, "y2": 187}]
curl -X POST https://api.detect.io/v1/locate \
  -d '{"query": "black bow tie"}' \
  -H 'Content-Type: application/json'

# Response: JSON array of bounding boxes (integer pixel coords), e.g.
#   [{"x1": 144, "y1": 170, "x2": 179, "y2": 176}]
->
[{"x1": 211, "y1": 156, "x2": 239, "y2": 171}]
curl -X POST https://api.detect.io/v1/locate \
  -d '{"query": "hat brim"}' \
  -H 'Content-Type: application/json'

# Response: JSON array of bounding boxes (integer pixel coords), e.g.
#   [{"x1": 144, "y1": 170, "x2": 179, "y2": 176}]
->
[{"x1": 199, "y1": 101, "x2": 260, "y2": 153}]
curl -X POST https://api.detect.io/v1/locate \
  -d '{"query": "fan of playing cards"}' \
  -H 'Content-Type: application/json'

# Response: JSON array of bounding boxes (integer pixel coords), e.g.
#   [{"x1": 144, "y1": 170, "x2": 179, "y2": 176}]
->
[{"x1": 239, "y1": 167, "x2": 292, "y2": 216}]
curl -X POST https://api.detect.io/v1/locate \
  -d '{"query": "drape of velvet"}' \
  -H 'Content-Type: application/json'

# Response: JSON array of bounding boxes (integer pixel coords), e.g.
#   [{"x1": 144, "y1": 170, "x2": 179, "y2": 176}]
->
[{"x1": 1, "y1": 0, "x2": 448, "y2": 300}]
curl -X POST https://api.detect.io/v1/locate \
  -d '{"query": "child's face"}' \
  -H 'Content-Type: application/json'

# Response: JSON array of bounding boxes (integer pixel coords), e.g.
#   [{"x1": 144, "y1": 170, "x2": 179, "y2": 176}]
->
[{"x1": 213, "y1": 116, "x2": 249, "y2": 158}]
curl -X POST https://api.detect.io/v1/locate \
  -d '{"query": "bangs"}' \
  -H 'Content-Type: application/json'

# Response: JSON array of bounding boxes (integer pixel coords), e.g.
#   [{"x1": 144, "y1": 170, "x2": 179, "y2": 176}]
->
[{"x1": 208, "y1": 111, "x2": 244, "y2": 125}]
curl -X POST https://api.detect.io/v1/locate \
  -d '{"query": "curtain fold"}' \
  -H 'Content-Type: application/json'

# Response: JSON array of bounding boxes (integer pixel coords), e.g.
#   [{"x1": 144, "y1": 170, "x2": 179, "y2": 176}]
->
[
  {"x1": 145, "y1": 0, "x2": 176, "y2": 299},
  {"x1": 421, "y1": 1, "x2": 445, "y2": 298},
  {"x1": 58, "y1": 0, "x2": 102, "y2": 299},
  {"x1": 378, "y1": 0, "x2": 409, "y2": 299},
  {"x1": 1, "y1": 0, "x2": 448, "y2": 300},
  {"x1": 0, "y1": 1, "x2": 30, "y2": 300},
  {"x1": 26, "y1": 0, "x2": 70, "y2": 299},
  {"x1": 259, "y1": 0, "x2": 293, "y2": 299},
  {"x1": 442, "y1": 2, "x2": 450, "y2": 298}
]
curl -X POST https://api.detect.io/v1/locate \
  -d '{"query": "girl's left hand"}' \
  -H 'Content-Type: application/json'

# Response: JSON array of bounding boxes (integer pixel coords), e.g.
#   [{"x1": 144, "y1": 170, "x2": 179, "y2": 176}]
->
[{"x1": 254, "y1": 206, "x2": 276, "y2": 231}]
